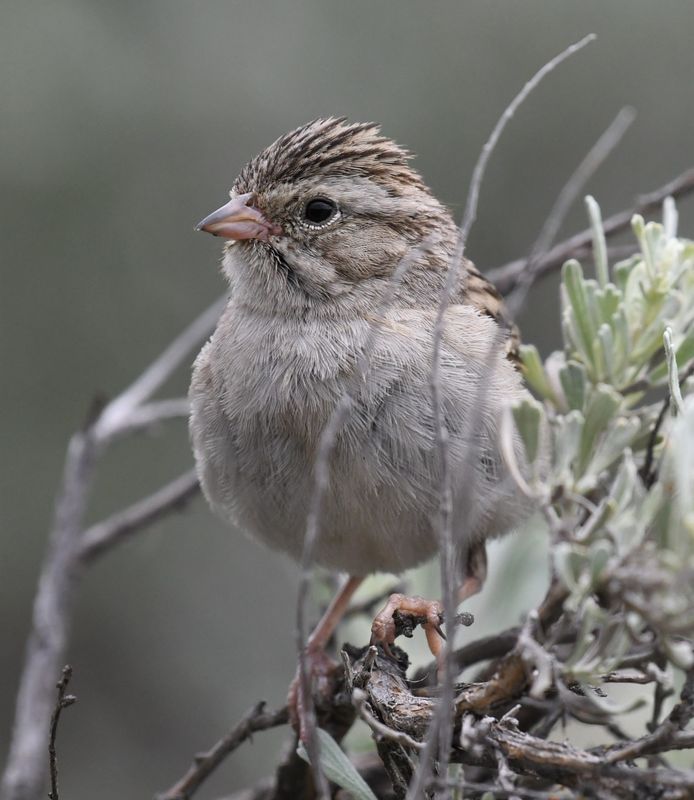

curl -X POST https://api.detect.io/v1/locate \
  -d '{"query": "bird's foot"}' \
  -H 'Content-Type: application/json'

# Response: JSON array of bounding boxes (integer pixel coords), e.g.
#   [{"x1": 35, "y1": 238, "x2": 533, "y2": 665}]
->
[
  {"x1": 288, "y1": 648, "x2": 339, "y2": 743},
  {"x1": 371, "y1": 593, "x2": 445, "y2": 660}
]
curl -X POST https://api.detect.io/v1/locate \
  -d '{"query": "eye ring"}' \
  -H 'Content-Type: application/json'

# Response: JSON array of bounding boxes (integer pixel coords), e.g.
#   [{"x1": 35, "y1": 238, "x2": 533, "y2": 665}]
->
[{"x1": 302, "y1": 197, "x2": 339, "y2": 227}]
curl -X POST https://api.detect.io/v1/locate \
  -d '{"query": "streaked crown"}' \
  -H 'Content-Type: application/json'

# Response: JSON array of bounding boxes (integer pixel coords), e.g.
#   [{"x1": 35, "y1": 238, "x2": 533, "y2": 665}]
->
[{"x1": 234, "y1": 117, "x2": 427, "y2": 194}]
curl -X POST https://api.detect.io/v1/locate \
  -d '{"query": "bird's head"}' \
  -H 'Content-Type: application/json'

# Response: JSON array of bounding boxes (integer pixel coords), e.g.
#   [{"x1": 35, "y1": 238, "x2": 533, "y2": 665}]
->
[{"x1": 196, "y1": 118, "x2": 455, "y2": 312}]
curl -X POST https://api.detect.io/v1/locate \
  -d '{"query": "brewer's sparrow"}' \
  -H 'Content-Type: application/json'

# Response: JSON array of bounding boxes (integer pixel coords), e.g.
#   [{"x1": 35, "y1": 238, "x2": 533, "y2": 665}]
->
[{"x1": 190, "y1": 118, "x2": 529, "y2": 680}]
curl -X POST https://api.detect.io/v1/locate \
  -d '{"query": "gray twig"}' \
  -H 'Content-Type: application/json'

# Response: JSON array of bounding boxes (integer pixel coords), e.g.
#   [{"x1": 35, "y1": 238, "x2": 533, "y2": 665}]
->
[
  {"x1": 488, "y1": 167, "x2": 694, "y2": 296},
  {"x1": 408, "y1": 32, "x2": 598, "y2": 800},
  {"x1": 352, "y1": 688, "x2": 425, "y2": 751},
  {"x1": 504, "y1": 106, "x2": 636, "y2": 318},
  {"x1": 1, "y1": 299, "x2": 220, "y2": 800},
  {"x1": 47, "y1": 666, "x2": 76, "y2": 800},
  {"x1": 94, "y1": 297, "x2": 225, "y2": 442},
  {"x1": 296, "y1": 235, "x2": 437, "y2": 799},
  {"x1": 156, "y1": 703, "x2": 289, "y2": 800},
  {"x1": 78, "y1": 468, "x2": 200, "y2": 564}
]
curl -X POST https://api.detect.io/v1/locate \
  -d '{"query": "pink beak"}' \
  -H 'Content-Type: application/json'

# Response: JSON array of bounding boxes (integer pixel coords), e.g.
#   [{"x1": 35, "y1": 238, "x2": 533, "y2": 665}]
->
[{"x1": 195, "y1": 192, "x2": 281, "y2": 241}]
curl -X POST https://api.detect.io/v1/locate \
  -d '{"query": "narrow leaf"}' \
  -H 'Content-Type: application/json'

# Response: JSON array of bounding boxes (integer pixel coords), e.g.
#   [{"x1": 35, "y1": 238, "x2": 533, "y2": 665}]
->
[{"x1": 297, "y1": 728, "x2": 378, "y2": 800}]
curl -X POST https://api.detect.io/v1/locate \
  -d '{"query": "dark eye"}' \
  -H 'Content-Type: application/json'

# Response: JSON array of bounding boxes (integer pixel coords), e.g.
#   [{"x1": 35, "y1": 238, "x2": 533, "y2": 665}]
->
[{"x1": 304, "y1": 198, "x2": 338, "y2": 225}]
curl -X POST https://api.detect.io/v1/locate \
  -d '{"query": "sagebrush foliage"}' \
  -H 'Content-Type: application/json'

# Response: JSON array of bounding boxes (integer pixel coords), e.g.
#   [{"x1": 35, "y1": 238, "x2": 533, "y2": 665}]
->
[{"x1": 514, "y1": 197, "x2": 694, "y2": 703}]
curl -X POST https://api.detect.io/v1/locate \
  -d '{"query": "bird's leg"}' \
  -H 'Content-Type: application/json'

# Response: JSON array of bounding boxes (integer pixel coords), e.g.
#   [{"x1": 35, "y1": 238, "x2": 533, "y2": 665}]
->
[
  {"x1": 371, "y1": 543, "x2": 488, "y2": 667},
  {"x1": 457, "y1": 542, "x2": 487, "y2": 604},
  {"x1": 289, "y1": 575, "x2": 363, "y2": 741}
]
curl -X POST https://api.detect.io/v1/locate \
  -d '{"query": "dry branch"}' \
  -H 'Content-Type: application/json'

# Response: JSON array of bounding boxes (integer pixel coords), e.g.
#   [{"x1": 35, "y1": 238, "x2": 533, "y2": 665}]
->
[
  {"x1": 78, "y1": 468, "x2": 200, "y2": 564},
  {"x1": 1, "y1": 299, "x2": 221, "y2": 800},
  {"x1": 47, "y1": 666, "x2": 76, "y2": 800},
  {"x1": 156, "y1": 703, "x2": 289, "y2": 800},
  {"x1": 488, "y1": 166, "x2": 694, "y2": 296}
]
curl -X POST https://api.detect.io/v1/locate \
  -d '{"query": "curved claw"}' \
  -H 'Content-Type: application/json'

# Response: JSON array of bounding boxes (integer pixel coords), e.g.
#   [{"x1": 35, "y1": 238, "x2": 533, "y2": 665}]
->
[{"x1": 371, "y1": 593, "x2": 446, "y2": 660}]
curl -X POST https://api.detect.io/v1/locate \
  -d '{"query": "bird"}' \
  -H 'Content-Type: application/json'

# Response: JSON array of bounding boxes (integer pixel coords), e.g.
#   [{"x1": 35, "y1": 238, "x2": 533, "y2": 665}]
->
[{"x1": 190, "y1": 117, "x2": 530, "y2": 729}]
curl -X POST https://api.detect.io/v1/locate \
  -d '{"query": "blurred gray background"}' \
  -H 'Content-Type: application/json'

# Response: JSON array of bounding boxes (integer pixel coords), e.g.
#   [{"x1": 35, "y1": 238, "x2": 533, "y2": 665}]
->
[{"x1": 2, "y1": 1, "x2": 694, "y2": 797}]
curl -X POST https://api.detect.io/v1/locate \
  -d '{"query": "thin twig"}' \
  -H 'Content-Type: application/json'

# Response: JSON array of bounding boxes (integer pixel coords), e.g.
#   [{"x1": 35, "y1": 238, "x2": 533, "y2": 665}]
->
[
  {"x1": 639, "y1": 362, "x2": 694, "y2": 488},
  {"x1": 296, "y1": 236, "x2": 437, "y2": 799},
  {"x1": 109, "y1": 398, "x2": 191, "y2": 439},
  {"x1": 504, "y1": 106, "x2": 636, "y2": 317},
  {"x1": 603, "y1": 668, "x2": 694, "y2": 764},
  {"x1": 412, "y1": 627, "x2": 521, "y2": 686},
  {"x1": 156, "y1": 703, "x2": 289, "y2": 800},
  {"x1": 1, "y1": 297, "x2": 220, "y2": 800},
  {"x1": 47, "y1": 665, "x2": 76, "y2": 800},
  {"x1": 352, "y1": 688, "x2": 425, "y2": 751},
  {"x1": 1, "y1": 432, "x2": 97, "y2": 800},
  {"x1": 78, "y1": 468, "x2": 200, "y2": 564},
  {"x1": 489, "y1": 167, "x2": 694, "y2": 296},
  {"x1": 408, "y1": 33, "x2": 598, "y2": 800},
  {"x1": 94, "y1": 296, "x2": 225, "y2": 442},
  {"x1": 431, "y1": 776, "x2": 564, "y2": 800}
]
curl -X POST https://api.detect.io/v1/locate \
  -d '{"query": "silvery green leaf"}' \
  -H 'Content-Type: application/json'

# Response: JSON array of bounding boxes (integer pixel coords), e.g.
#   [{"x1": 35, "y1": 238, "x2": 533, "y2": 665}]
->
[
  {"x1": 649, "y1": 328, "x2": 694, "y2": 385},
  {"x1": 575, "y1": 497, "x2": 611, "y2": 543},
  {"x1": 607, "y1": 450, "x2": 639, "y2": 514},
  {"x1": 519, "y1": 344, "x2": 556, "y2": 402},
  {"x1": 644, "y1": 220, "x2": 666, "y2": 282},
  {"x1": 663, "y1": 195, "x2": 679, "y2": 238},
  {"x1": 561, "y1": 303, "x2": 581, "y2": 361},
  {"x1": 632, "y1": 214, "x2": 659, "y2": 281},
  {"x1": 631, "y1": 320, "x2": 676, "y2": 376},
  {"x1": 588, "y1": 539, "x2": 612, "y2": 587},
  {"x1": 552, "y1": 410, "x2": 583, "y2": 480},
  {"x1": 585, "y1": 195, "x2": 609, "y2": 288},
  {"x1": 594, "y1": 324, "x2": 615, "y2": 384},
  {"x1": 559, "y1": 361, "x2": 587, "y2": 412},
  {"x1": 662, "y1": 638, "x2": 694, "y2": 670},
  {"x1": 553, "y1": 542, "x2": 589, "y2": 596},
  {"x1": 584, "y1": 280, "x2": 603, "y2": 341},
  {"x1": 613, "y1": 254, "x2": 639, "y2": 293},
  {"x1": 581, "y1": 416, "x2": 641, "y2": 483},
  {"x1": 595, "y1": 283, "x2": 622, "y2": 324},
  {"x1": 611, "y1": 307, "x2": 631, "y2": 379},
  {"x1": 562, "y1": 260, "x2": 596, "y2": 369},
  {"x1": 639, "y1": 483, "x2": 670, "y2": 549},
  {"x1": 297, "y1": 728, "x2": 378, "y2": 800},
  {"x1": 670, "y1": 395, "x2": 694, "y2": 530},
  {"x1": 564, "y1": 596, "x2": 604, "y2": 666},
  {"x1": 664, "y1": 328, "x2": 685, "y2": 415},
  {"x1": 577, "y1": 384, "x2": 622, "y2": 475},
  {"x1": 512, "y1": 397, "x2": 544, "y2": 465},
  {"x1": 622, "y1": 256, "x2": 650, "y2": 330}
]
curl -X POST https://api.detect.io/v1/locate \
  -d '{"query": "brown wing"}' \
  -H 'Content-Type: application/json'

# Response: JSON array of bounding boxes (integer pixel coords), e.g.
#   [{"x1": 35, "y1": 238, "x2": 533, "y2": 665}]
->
[{"x1": 463, "y1": 261, "x2": 521, "y2": 366}]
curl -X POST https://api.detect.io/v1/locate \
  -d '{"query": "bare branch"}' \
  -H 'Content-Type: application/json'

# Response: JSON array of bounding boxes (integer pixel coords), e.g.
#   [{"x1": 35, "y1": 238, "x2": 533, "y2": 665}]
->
[
  {"x1": 411, "y1": 33, "x2": 598, "y2": 800},
  {"x1": 78, "y1": 468, "x2": 200, "y2": 564},
  {"x1": 488, "y1": 166, "x2": 694, "y2": 296},
  {"x1": 94, "y1": 296, "x2": 225, "y2": 442},
  {"x1": 1, "y1": 297, "x2": 220, "y2": 800},
  {"x1": 348, "y1": 643, "x2": 694, "y2": 798},
  {"x1": 156, "y1": 702, "x2": 288, "y2": 800},
  {"x1": 296, "y1": 235, "x2": 437, "y2": 798},
  {"x1": 411, "y1": 627, "x2": 521, "y2": 686},
  {"x1": 504, "y1": 106, "x2": 636, "y2": 317},
  {"x1": 352, "y1": 687, "x2": 425, "y2": 751},
  {"x1": 603, "y1": 668, "x2": 694, "y2": 764},
  {"x1": 1, "y1": 431, "x2": 96, "y2": 800},
  {"x1": 105, "y1": 398, "x2": 191, "y2": 440},
  {"x1": 47, "y1": 666, "x2": 76, "y2": 800}
]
